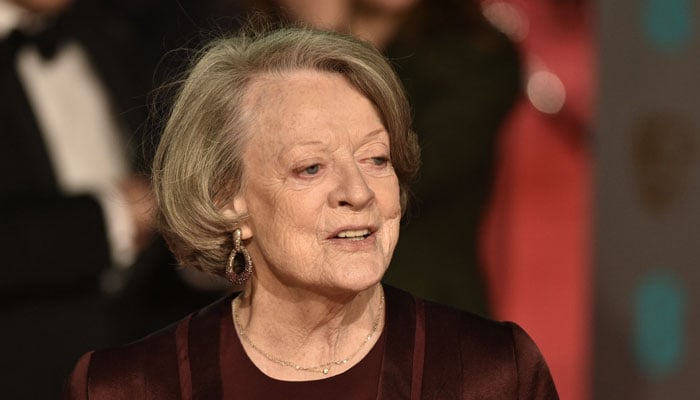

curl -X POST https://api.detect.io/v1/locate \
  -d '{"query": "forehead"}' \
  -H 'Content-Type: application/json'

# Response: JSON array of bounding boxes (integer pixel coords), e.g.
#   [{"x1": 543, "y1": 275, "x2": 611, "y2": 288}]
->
[{"x1": 241, "y1": 70, "x2": 384, "y2": 146}]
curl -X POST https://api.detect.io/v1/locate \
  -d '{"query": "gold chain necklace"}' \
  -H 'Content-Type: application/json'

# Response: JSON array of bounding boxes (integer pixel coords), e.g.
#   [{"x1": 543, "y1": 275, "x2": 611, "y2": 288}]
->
[{"x1": 232, "y1": 291, "x2": 384, "y2": 375}]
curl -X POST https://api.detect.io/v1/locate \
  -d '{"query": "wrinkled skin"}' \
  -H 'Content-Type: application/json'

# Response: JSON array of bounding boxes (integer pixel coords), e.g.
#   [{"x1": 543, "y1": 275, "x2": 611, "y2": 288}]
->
[{"x1": 230, "y1": 70, "x2": 402, "y2": 298}]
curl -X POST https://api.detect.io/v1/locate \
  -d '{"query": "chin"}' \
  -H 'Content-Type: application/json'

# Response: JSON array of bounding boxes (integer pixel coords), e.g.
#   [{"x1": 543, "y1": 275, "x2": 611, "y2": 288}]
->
[{"x1": 325, "y1": 263, "x2": 387, "y2": 295}]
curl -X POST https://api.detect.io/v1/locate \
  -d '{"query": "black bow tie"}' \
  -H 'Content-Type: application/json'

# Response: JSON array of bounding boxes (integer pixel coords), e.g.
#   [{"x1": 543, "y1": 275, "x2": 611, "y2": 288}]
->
[{"x1": 2, "y1": 21, "x2": 69, "y2": 61}]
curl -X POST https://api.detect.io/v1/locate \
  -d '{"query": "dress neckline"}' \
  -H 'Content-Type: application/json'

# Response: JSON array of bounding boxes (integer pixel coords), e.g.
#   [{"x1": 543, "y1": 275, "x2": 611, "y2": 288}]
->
[{"x1": 219, "y1": 294, "x2": 387, "y2": 398}]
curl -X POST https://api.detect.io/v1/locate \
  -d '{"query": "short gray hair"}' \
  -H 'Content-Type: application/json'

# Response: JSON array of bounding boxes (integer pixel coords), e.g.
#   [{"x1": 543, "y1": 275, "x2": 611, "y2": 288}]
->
[{"x1": 152, "y1": 26, "x2": 420, "y2": 276}]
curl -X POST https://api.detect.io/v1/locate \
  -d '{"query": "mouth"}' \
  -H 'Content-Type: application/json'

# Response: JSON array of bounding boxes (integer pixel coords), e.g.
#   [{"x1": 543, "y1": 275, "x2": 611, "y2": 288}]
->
[{"x1": 332, "y1": 228, "x2": 374, "y2": 241}]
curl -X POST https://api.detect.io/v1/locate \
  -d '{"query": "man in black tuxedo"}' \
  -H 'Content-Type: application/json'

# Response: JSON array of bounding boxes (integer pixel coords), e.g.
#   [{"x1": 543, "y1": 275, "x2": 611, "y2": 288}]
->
[{"x1": 0, "y1": 0, "x2": 220, "y2": 396}]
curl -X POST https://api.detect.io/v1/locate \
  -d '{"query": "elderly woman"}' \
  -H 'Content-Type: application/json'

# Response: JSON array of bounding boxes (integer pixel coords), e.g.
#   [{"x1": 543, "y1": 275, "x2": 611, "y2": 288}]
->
[{"x1": 64, "y1": 26, "x2": 558, "y2": 399}]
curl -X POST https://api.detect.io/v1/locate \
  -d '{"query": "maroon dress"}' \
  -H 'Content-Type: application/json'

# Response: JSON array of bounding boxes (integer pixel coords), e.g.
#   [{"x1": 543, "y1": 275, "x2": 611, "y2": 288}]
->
[
  {"x1": 63, "y1": 285, "x2": 559, "y2": 399},
  {"x1": 220, "y1": 309, "x2": 386, "y2": 399}
]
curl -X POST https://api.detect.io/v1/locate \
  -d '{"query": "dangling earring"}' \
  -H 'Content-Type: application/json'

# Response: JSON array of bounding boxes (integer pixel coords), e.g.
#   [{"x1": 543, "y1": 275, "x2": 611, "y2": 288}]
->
[{"x1": 226, "y1": 228, "x2": 253, "y2": 285}]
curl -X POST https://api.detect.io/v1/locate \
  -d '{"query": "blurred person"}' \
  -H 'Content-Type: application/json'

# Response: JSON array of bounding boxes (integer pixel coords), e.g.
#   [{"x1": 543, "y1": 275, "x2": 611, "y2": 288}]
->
[
  {"x1": 0, "y1": 0, "x2": 220, "y2": 396},
  {"x1": 479, "y1": 1, "x2": 594, "y2": 399},
  {"x1": 374, "y1": 0, "x2": 520, "y2": 315},
  {"x1": 64, "y1": 25, "x2": 558, "y2": 399}
]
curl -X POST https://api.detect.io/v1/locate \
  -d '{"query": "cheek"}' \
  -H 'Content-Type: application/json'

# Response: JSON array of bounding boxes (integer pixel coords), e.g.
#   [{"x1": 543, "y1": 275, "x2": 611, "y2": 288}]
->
[
  {"x1": 376, "y1": 176, "x2": 402, "y2": 220},
  {"x1": 244, "y1": 183, "x2": 285, "y2": 239},
  {"x1": 247, "y1": 183, "x2": 326, "y2": 245},
  {"x1": 246, "y1": 188, "x2": 307, "y2": 269},
  {"x1": 374, "y1": 176, "x2": 402, "y2": 247}
]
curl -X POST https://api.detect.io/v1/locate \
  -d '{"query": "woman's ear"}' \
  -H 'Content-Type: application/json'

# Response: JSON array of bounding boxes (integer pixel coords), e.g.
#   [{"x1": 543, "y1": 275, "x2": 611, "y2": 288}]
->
[{"x1": 221, "y1": 195, "x2": 253, "y2": 240}]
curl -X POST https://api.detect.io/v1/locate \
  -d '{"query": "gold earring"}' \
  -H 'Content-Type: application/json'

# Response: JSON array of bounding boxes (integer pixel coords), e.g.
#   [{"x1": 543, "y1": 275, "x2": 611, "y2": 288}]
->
[{"x1": 225, "y1": 228, "x2": 253, "y2": 285}]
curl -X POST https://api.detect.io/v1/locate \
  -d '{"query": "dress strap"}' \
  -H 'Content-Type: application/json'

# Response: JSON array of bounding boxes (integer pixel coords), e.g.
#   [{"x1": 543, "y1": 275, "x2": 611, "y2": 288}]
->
[
  {"x1": 175, "y1": 314, "x2": 193, "y2": 400},
  {"x1": 185, "y1": 294, "x2": 234, "y2": 399},
  {"x1": 411, "y1": 297, "x2": 426, "y2": 400},
  {"x1": 375, "y1": 285, "x2": 427, "y2": 399}
]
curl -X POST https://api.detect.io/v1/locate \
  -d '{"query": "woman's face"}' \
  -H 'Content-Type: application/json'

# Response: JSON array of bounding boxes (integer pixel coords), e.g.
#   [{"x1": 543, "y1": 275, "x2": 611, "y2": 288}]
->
[{"x1": 232, "y1": 70, "x2": 401, "y2": 296}]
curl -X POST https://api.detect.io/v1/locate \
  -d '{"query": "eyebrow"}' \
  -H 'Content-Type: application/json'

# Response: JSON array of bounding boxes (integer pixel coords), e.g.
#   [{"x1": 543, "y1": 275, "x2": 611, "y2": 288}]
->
[
  {"x1": 358, "y1": 128, "x2": 390, "y2": 147},
  {"x1": 288, "y1": 140, "x2": 326, "y2": 147},
  {"x1": 280, "y1": 140, "x2": 326, "y2": 157},
  {"x1": 365, "y1": 128, "x2": 387, "y2": 139},
  {"x1": 281, "y1": 128, "x2": 388, "y2": 153},
  {"x1": 278, "y1": 141, "x2": 326, "y2": 165}
]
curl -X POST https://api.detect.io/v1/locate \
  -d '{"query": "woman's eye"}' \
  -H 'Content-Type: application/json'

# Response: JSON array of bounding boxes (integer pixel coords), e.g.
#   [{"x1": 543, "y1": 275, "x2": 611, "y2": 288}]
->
[
  {"x1": 370, "y1": 157, "x2": 389, "y2": 166},
  {"x1": 303, "y1": 164, "x2": 321, "y2": 175}
]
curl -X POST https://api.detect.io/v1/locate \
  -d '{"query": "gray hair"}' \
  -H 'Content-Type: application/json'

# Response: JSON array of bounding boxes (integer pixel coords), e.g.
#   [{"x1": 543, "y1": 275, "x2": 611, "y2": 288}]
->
[{"x1": 152, "y1": 26, "x2": 420, "y2": 276}]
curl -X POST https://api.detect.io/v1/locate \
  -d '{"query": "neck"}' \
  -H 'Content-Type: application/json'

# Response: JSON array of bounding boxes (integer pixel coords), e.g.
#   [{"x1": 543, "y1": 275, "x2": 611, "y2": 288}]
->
[{"x1": 233, "y1": 281, "x2": 385, "y2": 379}]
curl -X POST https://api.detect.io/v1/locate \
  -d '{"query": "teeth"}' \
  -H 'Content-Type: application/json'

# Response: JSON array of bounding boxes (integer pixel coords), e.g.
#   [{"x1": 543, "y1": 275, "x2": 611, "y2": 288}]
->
[{"x1": 336, "y1": 229, "x2": 370, "y2": 239}]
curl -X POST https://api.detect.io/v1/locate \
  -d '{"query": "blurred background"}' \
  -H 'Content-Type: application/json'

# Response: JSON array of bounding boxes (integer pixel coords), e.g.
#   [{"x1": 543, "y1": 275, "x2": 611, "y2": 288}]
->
[{"x1": 1, "y1": 0, "x2": 697, "y2": 398}]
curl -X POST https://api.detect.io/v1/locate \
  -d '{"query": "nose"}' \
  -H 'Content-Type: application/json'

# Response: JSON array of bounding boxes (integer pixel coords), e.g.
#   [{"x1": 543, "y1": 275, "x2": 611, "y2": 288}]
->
[{"x1": 329, "y1": 162, "x2": 375, "y2": 210}]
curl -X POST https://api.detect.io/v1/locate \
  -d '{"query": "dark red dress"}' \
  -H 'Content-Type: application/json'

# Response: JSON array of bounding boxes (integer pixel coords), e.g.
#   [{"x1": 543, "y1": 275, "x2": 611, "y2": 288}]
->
[
  {"x1": 220, "y1": 308, "x2": 386, "y2": 399},
  {"x1": 63, "y1": 285, "x2": 559, "y2": 399}
]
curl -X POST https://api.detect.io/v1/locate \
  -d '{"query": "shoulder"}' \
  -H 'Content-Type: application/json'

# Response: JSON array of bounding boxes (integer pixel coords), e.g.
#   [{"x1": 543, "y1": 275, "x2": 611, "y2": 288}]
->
[
  {"x1": 384, "y1": 286, "x2": 558, "y2": 399},
  {"x1": 384, "y1": 284, "x2": 518, "y2": 351},
  {"x1": 62, "y1": 316, "x2": 186, "y2": 399},
  {"x1": 422, "y1": 300, "x2": 559, "y2": 399},
  {"x1": 62, "y1": 294, "x2": 234, "y2": 399},
  {"x1": 421, "y1": 298, "x2": 529, "y2": 365}
]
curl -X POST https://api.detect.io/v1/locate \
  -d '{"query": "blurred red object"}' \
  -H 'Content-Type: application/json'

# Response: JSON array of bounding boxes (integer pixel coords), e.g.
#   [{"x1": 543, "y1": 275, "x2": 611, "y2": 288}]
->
[{"x1": 479, "y1": 1, "x2": 595, "y2": 400}]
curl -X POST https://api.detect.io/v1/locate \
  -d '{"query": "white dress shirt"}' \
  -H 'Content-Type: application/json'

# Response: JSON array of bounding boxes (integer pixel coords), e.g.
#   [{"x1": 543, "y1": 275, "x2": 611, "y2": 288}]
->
[{"x1": 1, "y1": 0, "x2": 137, "y2": 267}]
